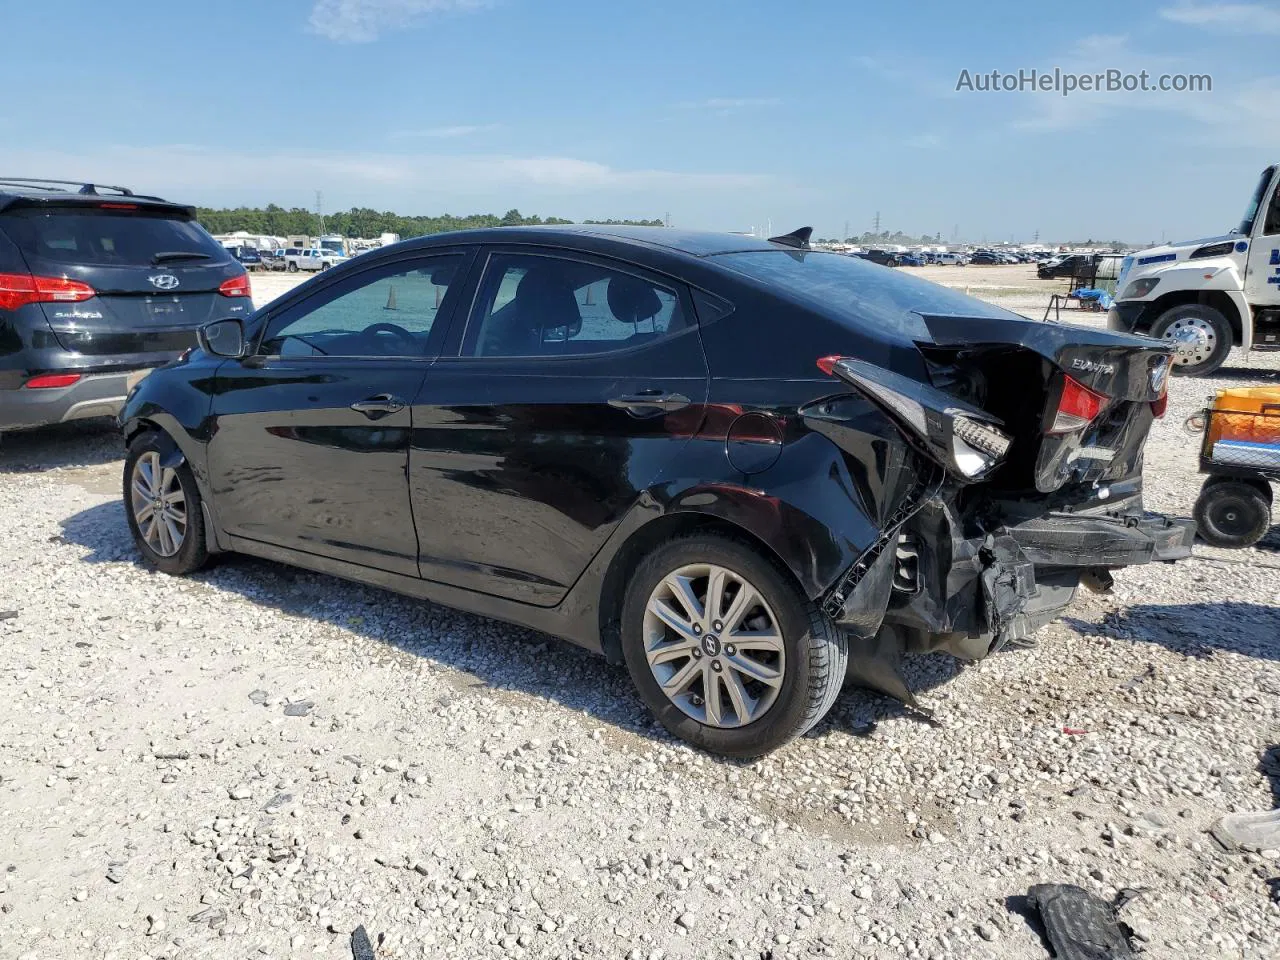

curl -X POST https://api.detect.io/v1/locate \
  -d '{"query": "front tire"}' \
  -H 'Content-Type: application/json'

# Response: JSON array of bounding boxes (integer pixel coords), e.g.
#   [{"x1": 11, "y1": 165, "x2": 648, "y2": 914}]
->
[
  {"x1": 1150, "y1": 304, "x2": 1232, "y2": 377},
  {"x1": 620, "y1": 534, "x2": 847, "y2": 757},
  {"x1": 287, "y1": 262, "x2": 299, "y2": 273},
  {"x1": 124, "y1": 433, "x2": 209, "y2": 575},
  {"x1": 1194, "y1": 478, "x2": 1272, "y2": 548}
]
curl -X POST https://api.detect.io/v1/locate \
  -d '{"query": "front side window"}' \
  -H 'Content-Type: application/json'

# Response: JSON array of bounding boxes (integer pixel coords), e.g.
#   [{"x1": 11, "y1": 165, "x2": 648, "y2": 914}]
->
[
  {"x1": 260, "y1": 255, "x2": 463, "y2": 358},
  {"x1": 465, "y1": 252, "x2": 686, "y2": 358}
]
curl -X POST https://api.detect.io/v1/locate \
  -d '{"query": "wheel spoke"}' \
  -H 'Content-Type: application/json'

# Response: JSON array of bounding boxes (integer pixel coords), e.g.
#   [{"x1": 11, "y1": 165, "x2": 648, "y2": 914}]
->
[
  {"x1": 726, "y1": 652, "x2": 783, "y2": 688},
  {"x1": 727, "y1": 629, "x2": 784, "y2": 652},
  {"x1": 719, "y1": 582, "x2": 759, "y2": 634},
  {"x1": 665, "y1": 574, "x2": 704, "y2": 625},
  {"x1": 721, "y1": 667, "x2": 756, "y2": 722},
  {"x1": 647, "y1": 640, "x2": 698, "y2": 667},
  {"x1": 135, "y1": 502, "x2": 154, "y2": 524},
  {"x1": 703, "y1": 665, "x2": 725, "y2": 726},
  {"x1": 647, "y1": 597, "x2": 698, "y2": 642},
  {"x1": 132, "y1": 477, "x2": 152, "y2": 502},
  {"x1": 704, "y1": 567, "x2": 729, "y2": 625},
  {"x1": 162, "y1": 515, "x2": 182, "y2": 553},
  {"x1": 659, "y1": 656, "x2": 702, "y2": 696}
]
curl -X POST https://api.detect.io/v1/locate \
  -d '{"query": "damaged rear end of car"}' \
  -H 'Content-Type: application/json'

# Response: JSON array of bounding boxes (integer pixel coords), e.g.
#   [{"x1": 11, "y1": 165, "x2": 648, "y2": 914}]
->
[{"x1": 802, "y1": 311, "x2": 1193, "y2": 703}]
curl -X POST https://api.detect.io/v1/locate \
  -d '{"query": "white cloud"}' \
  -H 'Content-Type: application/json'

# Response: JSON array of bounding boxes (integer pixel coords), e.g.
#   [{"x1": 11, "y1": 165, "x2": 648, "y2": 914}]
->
[
  {"x1": 0, "y1": 144, "x2": 771, "y2": 210},
  {"x1": 1160, "y1": 1, "x2": 1280, "y2": 34},
  {"x1": 675, "y1": 97, "x2": 781, "y2": 114},
  {"x1": 389, "y1": 124, "x2": 500, "y2": 139},
  {"x1": 307, "y1": 0, "x2": 487, "y2": 43}
]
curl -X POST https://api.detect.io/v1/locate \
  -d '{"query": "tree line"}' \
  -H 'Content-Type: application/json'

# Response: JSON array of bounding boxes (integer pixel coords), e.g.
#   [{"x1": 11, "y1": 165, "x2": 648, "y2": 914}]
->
[{"x1": 195, "y1": 205, "x2": 665, "y2": 238}]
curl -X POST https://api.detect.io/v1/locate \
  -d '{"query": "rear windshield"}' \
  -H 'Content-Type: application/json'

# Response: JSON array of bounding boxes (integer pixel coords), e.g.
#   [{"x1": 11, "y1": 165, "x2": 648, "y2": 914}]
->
[
  {"x1": 712, "y1": 250, "x2": 1026, "y2": 340},
  {"x1": 3, "y1": 208, "x2": 228, "y2": 266}
]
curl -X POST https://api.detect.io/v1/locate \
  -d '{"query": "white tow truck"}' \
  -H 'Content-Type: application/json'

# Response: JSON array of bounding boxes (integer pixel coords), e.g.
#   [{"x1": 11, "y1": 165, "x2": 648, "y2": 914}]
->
[{"x1": 1108, "y1": 164, "x2": 1280, "y2": 376}]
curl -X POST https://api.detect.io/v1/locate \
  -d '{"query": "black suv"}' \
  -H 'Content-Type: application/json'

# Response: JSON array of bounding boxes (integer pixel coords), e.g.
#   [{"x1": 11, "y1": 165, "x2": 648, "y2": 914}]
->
[{"x1": 0, "y1": 178, "x2": 250, "y2": 435}]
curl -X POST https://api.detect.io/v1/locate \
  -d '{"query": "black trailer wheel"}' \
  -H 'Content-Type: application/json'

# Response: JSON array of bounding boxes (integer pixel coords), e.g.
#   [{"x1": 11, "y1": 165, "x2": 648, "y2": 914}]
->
[{"x1": 1194, "y1": 478, "x2": 1272, "y2": 548}]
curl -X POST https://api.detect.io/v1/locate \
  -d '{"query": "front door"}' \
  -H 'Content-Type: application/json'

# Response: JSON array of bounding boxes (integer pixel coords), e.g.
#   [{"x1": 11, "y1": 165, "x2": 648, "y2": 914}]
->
[
  {"x1": 208, "y1": 250, "x2": 473, "y2": 575},
  {"x1": 1246, "y1": 168, "x2": 1280, "y2": 308},
  {"x1": 408, "y1": 248, "x2": 709, "y2": 605}
]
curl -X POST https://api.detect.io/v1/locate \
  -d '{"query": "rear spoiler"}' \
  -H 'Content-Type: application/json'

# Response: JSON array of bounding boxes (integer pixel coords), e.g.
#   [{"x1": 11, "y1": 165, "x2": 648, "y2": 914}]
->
[{"x1": 0, "y1": 194, "x2": 196, "y2": 217}]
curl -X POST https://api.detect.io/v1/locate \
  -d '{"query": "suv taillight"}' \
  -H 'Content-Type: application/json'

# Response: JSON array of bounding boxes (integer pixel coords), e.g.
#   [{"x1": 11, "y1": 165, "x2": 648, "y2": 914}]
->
[
  {"x1": 1048, "y1": 375, "x2": 1109, "y2": 434},
  {"x1": 218, "y1": 273, "x2": 251, "y2": 298},
  {"x1": 0, "y1": 272, "x2": 96, "y2": 311}
]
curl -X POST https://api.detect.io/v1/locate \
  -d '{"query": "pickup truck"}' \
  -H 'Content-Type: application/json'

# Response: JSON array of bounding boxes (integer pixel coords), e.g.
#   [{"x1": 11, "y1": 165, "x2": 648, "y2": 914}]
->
[{"x1": 284, "y1": 248, "x2": 348, "y2": 272}]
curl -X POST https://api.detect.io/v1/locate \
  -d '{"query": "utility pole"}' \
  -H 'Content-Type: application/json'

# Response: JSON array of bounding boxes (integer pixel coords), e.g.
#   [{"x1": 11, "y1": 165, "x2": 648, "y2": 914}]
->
[
  {"x1": 664, "y1": 211, "x2": 671, "y2": 228},
  {"x1": 844, "y1": 219, "x2": 850, "y2": 242},
  {"x1": 1033, "y1": 229, "x2": 1040, "y2": 243},
  {"x1": 872, "y1": 211, "x2": 881, "y2": 234},
  {"x1": 315, "y1": 190, "x2": 326, "y2": 236}
]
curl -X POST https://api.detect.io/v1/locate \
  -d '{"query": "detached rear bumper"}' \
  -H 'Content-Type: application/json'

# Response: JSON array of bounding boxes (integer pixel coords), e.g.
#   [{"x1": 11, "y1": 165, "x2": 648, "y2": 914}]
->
[
  {"x1": 0, "y1": 370, "x2": 145, "y2": 432},
  {"x1": 1004, "y1": 511, "x2": 1195, "y2": 566}
]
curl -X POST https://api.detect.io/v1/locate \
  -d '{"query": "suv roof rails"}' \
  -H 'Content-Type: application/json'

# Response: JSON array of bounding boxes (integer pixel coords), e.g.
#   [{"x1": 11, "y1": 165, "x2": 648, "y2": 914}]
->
[{"x1": 0, "y1": 177, "x2": 137, "y2": 197}]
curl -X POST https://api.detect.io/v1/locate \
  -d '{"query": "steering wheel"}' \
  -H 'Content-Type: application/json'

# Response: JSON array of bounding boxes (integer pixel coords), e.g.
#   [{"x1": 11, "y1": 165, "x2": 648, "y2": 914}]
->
[{"x1": 362, "y1": 322, "x2": 419, "y2": 353}]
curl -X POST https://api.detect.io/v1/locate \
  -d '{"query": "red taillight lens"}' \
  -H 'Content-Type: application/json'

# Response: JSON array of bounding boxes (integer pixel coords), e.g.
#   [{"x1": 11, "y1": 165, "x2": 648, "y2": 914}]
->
[
  {"x1": 1048, "y1": 375, "x2": 1109, "y2": 434},
  {"x1": 0, "y1": 272, "x2": 96, "y2": 311},
  {"x1": 816, "y1": 355, "x2": 842, "y2": 376},
  {"x1": 218, "y1": 273, "x2": 251, "y2": 298},
  {"x1": 25, "y1": 373, "x2": 83, "y2": 389},
  {"x1": 1151, "y1": 393, "x2": 1168, "y2": 419}
]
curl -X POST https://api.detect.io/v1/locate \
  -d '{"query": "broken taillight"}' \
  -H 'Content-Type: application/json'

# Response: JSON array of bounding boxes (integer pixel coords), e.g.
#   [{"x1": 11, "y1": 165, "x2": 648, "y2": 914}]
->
[{"x1": 1048, "y1": 375, "x2": 1109, "y2": 434}]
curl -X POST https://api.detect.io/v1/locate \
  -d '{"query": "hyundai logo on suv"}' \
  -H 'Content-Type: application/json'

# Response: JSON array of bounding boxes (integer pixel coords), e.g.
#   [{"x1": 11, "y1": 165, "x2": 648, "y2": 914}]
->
[{"x1": 148, "y1": 274, "x2": 180, "y2": 290}]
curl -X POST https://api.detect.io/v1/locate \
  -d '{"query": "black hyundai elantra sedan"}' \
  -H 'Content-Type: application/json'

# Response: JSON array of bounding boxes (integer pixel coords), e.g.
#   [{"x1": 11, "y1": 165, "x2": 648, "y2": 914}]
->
[{"x1": 119, "y1": 225, "x2": 1193, "y2": 756}]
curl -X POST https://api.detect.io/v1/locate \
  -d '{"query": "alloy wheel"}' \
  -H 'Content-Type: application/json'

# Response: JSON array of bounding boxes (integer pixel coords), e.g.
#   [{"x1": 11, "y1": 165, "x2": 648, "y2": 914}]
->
[
  {"x1": 130, "y1": 451, "x2": 187, "y2": 557},
  {"x1": 1160, "y1": 315, "x2": 1217, "y2": 367},
  {"x1": 642, "y1": 563, "x2": 785, "y2": 728}
]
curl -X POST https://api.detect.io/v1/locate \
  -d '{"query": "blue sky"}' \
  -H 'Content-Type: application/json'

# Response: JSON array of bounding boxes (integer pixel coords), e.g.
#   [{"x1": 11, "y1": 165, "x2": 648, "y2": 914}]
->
[{"x1": 1, "y1": 0, "x2": 1278, "y2": 243}]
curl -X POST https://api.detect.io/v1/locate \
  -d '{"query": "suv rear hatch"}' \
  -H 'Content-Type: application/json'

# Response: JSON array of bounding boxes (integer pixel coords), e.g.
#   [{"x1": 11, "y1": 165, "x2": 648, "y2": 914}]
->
[{"x1": 0, "y1": 199, "x2": 248, "y2": 364}]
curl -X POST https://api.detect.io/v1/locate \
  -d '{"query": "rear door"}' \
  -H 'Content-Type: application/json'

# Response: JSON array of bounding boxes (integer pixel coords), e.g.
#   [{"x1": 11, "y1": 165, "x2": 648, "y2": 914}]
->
[
  {"x1": 1, "y1": 203, "x2": 246, "y2": 364},
  {"x1": 408, "y1": 248, "x2": 709, "y2": 605},
  {"x1": 207, "y1": 249, "x2": 474, "y2": 575}
]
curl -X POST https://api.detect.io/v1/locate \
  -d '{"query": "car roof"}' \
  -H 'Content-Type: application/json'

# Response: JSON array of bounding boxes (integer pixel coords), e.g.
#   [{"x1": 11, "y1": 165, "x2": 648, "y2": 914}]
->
[{"x1": 403, "y1": 224, "x2": 787, "y2": 258}]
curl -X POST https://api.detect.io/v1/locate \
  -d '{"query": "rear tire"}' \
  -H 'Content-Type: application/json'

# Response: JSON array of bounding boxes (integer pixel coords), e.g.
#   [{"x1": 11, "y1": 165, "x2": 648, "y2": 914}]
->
[
  {"x1": 123, "y1": 433, "x2": 209, "y2": 575},
  {"x1": 1194, "y1": 478, "x2": 1272, "y2": 548},
  {"x1": 620, "y1": 534, "x2": 847, "y2": 757},
  {"x1": 1150, "y1": 304, "x2": 1232, "y2": 377},
  {"x1": 287, "y1": 262, "x2": 299, "y2": 273}
]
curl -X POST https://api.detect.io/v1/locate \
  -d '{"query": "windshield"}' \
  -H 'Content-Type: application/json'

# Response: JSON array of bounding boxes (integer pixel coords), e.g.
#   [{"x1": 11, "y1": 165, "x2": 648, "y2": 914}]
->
[
  {"x1": 6, "y1": 209, "x2": 227, "y2": 266},
  {"x1": 712, "y1": 250, "x2": 1027, "y2": 340},
  {"x1": 1236, "y1": 166, "x2": 1276, "y2": 235}
]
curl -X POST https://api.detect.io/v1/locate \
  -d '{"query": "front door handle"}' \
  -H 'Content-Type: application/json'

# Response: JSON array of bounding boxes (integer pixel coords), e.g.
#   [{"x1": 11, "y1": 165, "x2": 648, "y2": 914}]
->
[
  {"x1": 608, "y1": 391, "x2": 691, "y2": 416},
  {"x1": 350, "y1": 393, "x2": 405, "y2": 419}
]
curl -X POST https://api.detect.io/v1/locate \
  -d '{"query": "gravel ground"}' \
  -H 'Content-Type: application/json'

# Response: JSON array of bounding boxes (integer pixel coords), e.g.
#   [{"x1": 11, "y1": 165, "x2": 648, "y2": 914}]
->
[{"x1": 1, "y1": 274, "x2": 1278, "y2": 959}]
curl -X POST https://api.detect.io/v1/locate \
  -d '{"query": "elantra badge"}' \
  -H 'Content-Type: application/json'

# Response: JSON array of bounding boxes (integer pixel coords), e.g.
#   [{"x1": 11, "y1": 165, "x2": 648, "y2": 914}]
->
[{"x1": 148, "y1": 274, "x2": 180, "y2": 290}]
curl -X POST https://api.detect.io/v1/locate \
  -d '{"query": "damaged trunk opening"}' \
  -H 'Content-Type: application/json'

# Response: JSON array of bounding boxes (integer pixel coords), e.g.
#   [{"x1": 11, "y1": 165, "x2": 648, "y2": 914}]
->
[{"x1": 804, "y1": 315, "x2": 1196, "y2": 705}]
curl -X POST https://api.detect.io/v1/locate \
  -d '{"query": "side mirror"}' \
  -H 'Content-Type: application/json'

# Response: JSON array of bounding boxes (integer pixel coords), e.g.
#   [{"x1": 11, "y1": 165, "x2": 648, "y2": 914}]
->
[{"x1": 197, "y1": 318, "x2": 246, "y2": 358}]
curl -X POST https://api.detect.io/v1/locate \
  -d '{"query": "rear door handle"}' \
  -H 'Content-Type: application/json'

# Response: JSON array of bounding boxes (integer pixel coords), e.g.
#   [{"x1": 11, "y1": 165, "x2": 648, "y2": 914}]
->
[
  {"x1": 608, "y1": 391, "x2": 691, "y2": 416},
  {"x1": 350, "y1": 393, "x2": 405, "y2": 419}
]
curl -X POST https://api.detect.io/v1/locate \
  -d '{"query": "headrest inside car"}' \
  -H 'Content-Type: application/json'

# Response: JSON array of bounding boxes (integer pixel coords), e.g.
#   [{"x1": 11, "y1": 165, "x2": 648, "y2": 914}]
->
[{"x1": 607, "y1": 275, "x2": 662, "y2": 324}]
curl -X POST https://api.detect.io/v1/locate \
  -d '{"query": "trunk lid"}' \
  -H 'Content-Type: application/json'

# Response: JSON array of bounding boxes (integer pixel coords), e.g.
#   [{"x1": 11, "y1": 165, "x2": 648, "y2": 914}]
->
[{"x1": 913, "y1": 313, "x2": 1172, "y2": 499}]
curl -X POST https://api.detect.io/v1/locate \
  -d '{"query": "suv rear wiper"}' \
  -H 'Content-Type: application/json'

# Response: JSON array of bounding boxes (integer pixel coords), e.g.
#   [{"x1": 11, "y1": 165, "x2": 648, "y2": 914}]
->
[{"x1": 151, "y1": 251, "x2": 212, "y2": 264}]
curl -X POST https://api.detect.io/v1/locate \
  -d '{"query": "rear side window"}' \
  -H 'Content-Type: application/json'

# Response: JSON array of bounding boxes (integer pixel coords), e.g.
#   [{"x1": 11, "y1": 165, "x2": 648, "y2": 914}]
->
[
  {"x1": 3, "y1": 209, "x2": 227, "y2": 267},
  {"x1": 713, "y1": 250, "x2": 1026, "y2": 340},
  {"x1": 464, "y1": 252, "x2": 686, "y2": 358}
]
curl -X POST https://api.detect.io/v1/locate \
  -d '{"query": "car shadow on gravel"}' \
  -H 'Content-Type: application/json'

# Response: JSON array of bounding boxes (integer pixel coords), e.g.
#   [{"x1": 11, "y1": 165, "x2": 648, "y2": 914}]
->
[
  {"x1": 58, "y1": 500, "x2": 964, "y2": 754},
  {"x1": 1067, "y1": 600, "x2": 1280, "y2": 663},
  {"x1": 0, "y1": 417, "x2": 122, "y2": 472}
]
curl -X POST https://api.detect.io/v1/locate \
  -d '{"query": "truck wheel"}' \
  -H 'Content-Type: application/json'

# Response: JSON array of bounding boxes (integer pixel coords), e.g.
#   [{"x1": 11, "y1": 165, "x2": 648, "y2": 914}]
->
[
  {"x1": 287, "y1": 262, "x2": 298, "y2": 273},
  {"x1": 1150, "y1": 304, "x2": 1232, "y2": 377},
  {"x1": 620, "y1": 534, "x2": 847, "y2": 758},
  {"x1": 1194, "y1": 478, "x2": 1272, "y2": 548}
]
